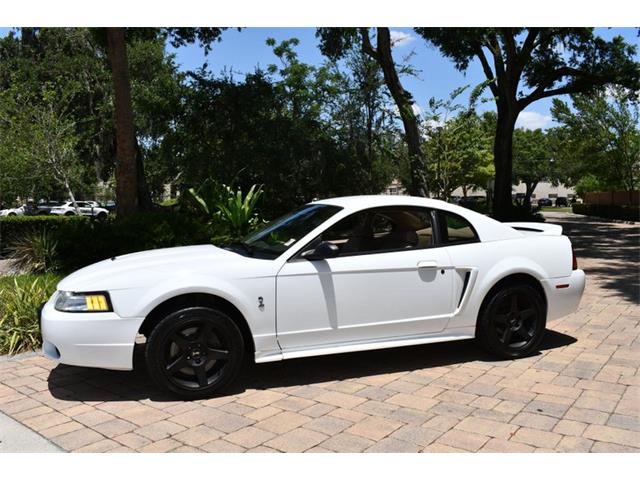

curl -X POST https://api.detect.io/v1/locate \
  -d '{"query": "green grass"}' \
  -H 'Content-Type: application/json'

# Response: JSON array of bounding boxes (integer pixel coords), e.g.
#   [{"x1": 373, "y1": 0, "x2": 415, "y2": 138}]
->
[
  {"x1": 0, "y1": 273, "x2": 62, "y2": 355},
  {"x1": 541, "y1": 207, "x2": 572, "y2": 213}
]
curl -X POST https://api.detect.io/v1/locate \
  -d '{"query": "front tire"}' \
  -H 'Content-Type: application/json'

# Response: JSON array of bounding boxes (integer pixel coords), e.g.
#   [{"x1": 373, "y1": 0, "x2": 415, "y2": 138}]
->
[
  {"x1": 476, "y1": 283, "x2": 546, "y2": 359},
  {"x1": 146, "y1": 306, "x2": 245, "y2": 399}
]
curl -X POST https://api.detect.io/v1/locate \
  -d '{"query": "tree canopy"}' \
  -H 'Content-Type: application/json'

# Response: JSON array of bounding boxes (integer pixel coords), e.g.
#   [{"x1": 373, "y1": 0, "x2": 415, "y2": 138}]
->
[
  {"x1": 549, "y1": 87, "x2": 639, "y2": 193},
  {"x1": 416, "y1": 28, "x2": 639, "y2": 218}
]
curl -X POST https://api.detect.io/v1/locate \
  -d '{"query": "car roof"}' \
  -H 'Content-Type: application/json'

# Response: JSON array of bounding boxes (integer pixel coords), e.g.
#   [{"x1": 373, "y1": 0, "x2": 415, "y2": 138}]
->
[
  {"x1": 314, "y1": 195, "x2": 453, "y2": 210},
  {"x1": 313, "y1": 195, "x2": 522, "y2": 242}
]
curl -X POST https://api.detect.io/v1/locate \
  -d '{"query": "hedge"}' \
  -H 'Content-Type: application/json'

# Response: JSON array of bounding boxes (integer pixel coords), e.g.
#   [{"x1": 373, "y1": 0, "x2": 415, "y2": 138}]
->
[
  {"x1": 572, "y1": 203, "x2": 639, "y2": 222},
  {"x1": 0, "y1": 213, "x2": 213, "y2": 271},
  {"x1": 0, "y1": 215, "x2": 88, "y2": 256}
]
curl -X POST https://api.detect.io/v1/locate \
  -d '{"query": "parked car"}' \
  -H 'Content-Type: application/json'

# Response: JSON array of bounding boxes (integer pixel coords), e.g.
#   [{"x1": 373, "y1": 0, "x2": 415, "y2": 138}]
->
[
  {"x1": 537, "y1": 198, "x2": 553, "y2": 207},
  {"x1": 458, "y1": 196, "x2": 486, "y2": 207},
  {"x1": 35, "y1": 201, "x2": 63, "y2": 215},
  {"x1": 104, "y1": 200, "x2": 117, "y2": 213},
  {"x1": 40, "y1": 195, "x2": 585, "y2": 398},
  {"x1": 555, "y1": 197, "x2": 568, "y2": 207},
  {"x1": 0, "y1": 205, "x2": 26, "y2": 216},
  {"x1": 49, "y1": 201, "x2": 109, "y2": 219}
]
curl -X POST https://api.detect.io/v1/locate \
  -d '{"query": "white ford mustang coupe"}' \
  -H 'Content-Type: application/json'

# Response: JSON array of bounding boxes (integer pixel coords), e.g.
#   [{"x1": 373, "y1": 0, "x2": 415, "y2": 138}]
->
[{"x1": 40, "y1": 196, "x2": 585, "y2": 398}]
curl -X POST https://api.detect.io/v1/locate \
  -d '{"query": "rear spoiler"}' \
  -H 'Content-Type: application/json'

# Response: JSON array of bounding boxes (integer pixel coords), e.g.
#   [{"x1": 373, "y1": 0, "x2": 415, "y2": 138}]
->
[{"x1": 505, "y1": 222, "x2": 563, "y2": 236}]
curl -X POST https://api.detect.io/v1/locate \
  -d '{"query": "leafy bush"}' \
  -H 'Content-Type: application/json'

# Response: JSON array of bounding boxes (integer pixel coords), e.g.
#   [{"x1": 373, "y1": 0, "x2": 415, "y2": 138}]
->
[
  {"x1": 188, "y1": 181, "x2": 264, "y2": 242},
  {"x1": 462, "y1": 201, "x2": 544, "y2": 222},
  {"x1": 0, "y1": 274, "x2": 61, "y2": 355},
  {"x1": 216, "y1": 185, "x2": 264, "y2": 240},
  {"x1": 572, "y1": 203, "x2": 639, "y2": 221},
  {"x1": 503, "y1": 204, "x2": 546, "y2": 222},
  {"x1": 8, "y1": 229, "x2": 60, "y2": 273},
  {"x1": 574, "y1": 174, "x2": 603, "y2": 199},
  {"x1": 459, "y1": 201, "x2": 490, "y2": 214},
  {"x1": 1, "y1": 212, "x2": 213, "y2": 272},
  {"x1": 0, "y1": 215, "x2": 87, "y2": 256}
]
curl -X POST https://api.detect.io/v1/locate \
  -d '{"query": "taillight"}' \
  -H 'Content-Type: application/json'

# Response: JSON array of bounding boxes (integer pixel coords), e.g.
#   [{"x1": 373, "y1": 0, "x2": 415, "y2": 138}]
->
[{"x1": 572, "y1": 245, "x2": 578, "y2": 270}]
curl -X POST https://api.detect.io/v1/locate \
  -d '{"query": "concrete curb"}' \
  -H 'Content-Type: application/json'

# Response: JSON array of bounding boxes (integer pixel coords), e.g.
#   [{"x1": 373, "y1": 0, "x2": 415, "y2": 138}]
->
[{"x1": 0, "y1": 350, "x2": 40, "y2": 362}]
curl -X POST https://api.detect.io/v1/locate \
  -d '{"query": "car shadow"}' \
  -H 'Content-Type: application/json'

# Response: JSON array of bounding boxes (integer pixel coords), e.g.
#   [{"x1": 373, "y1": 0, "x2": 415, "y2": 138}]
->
[{"x1": 46, "y1": 329, "x2": 576, "y2": 403}]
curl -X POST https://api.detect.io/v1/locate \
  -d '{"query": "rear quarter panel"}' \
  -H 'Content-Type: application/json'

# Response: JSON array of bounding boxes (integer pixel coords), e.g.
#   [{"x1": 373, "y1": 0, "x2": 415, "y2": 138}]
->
[{"x1": 446, "y1": 235, "x2": 573, "y2": 329}]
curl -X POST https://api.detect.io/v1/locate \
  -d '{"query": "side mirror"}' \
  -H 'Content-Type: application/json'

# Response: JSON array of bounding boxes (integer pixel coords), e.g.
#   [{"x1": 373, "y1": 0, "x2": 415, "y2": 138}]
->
[{"x1": 301, "y1": 241, "x2": 339, "y2": 261}]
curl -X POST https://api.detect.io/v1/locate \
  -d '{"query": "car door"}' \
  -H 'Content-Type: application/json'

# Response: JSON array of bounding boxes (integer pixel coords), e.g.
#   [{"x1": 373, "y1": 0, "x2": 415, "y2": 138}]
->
[
  {"x1": 276, "y1": 206, "x2": 456, "y2": 350},
  {"x1": 73, "y1": 202, "x2": 87, "y2": 215}
]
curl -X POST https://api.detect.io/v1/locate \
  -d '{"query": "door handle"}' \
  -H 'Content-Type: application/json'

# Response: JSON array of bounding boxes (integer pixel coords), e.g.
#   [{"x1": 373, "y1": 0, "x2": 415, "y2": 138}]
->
[{"x1": 417, "y1": 260, "x2": 438, "y2": 269}]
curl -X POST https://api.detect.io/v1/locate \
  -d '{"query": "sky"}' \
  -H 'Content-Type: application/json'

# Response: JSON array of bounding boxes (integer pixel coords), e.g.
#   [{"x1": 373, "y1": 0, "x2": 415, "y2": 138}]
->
[{"x1": 1, "y1": 27, "x2": 638, "y2": 129}]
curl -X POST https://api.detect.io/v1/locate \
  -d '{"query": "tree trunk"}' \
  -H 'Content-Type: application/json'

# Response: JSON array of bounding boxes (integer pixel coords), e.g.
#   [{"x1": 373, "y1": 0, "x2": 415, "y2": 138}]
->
[
  {"x1": 370, "y1": 28, "x2": 427, "y2": 197},
  {"x1": 63, "y1": 178, "x2": 79, "y2": 215},
  {"x1": 106, "y1": 27, "x2": 140, "y2": 217},
  {"x1": 524, "y1": 181, "x2": 537, "y2": 209},
  {"x1": 492, "y1": 109, "x2": 518, "y2": 220},
  {"x1": 136, "y1": 143, "x2": 154, "y2": 211}
]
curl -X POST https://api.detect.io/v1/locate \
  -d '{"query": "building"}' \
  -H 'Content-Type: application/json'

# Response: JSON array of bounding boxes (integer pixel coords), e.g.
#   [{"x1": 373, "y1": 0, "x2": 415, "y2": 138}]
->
[
  {"x1": 451, "y1": 181, "x2": 575, "y2": 201},
  {"x1": 384, "y1": 179, "x2": 575, "y2": 201}
]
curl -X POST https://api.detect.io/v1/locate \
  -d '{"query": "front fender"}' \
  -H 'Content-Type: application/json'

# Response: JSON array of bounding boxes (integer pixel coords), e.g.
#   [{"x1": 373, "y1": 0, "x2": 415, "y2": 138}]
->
[
  {"x1": 108, "y1": 272, "x2": 279, "y2": 355},
  {"x1": 115, "y1": 274, "x2": 253, "y2": 321}
]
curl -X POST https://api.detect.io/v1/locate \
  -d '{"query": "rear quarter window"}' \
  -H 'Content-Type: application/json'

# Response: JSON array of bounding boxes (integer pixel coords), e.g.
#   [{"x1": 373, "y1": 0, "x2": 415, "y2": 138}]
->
[{"x1": 437, "y1": 211, "x2": 479, "y2": 245}]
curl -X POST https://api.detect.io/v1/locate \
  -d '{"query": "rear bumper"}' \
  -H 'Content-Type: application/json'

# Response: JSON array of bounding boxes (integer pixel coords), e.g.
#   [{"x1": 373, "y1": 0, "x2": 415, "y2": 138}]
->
[
  {"x1": 40, "y1": 293, "x2": 143, "y2": 371},
  {"x1": 541, "y1": 269, "x2": 586, "y2": 321}
]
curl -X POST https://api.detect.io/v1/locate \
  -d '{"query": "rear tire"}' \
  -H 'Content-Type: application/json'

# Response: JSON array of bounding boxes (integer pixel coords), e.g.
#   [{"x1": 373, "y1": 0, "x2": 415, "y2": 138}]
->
[
  {"x1": 146, "y1": 306, "x2": 245, "y2": 399},
  {"x1": 476, "y1": 283, "x2": 546, "y2": 359}
]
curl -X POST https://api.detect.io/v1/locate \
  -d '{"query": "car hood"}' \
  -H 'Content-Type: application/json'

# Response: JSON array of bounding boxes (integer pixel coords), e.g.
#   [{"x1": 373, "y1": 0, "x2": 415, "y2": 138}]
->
[{"x1": 57, "y1": 244, "x2": 257, "y2": 291}]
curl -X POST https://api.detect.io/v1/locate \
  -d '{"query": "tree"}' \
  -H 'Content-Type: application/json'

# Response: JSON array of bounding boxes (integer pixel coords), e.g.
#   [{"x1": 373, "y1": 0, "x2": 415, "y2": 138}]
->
[
  {"x1": 317, "y1": 27, "x2": 427, "y2": 196},
  {"x1": 416, "y1": 28, "x2": 639, "y2": 219},
  {"x1": 0, "y1": 84, "x2": 85, "y2": 206},
  {"x1": 0, "y1": 28, "x2": 114, "y2": 196},
  {"x1": 550, "y1": 87, "x2": 639, "y2": 192},
  {"x1": 105, "y1": 28, "x2": 140, "y2": 216},
  {"x1": 0, "y1": 28, "x2": 188, "y2": 205},
  {"x1": 512, "y1": 128, "x2": 554, "y2": 208},
  {"x1": 101, "y1": 27, "x2": 228, "y2": 217},
  {"x1": 162, "y1": 38, "x2": 398, "y2": 217},
  {"x1": 421, "y1": 86, "x2": 493, "y2": 200},
  {"x1": 324, "y1": 46, "x2": 399, "y2": 195}
]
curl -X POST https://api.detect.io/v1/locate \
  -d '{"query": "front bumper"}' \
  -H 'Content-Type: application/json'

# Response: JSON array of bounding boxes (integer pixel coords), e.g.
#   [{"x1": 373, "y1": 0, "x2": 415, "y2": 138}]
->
[
  {"x1": 541, "y1": 269, "x2": 586, "y2": 321},
  {"x1": 40, "y1": 293, "x2": 144, "y2": 371}
]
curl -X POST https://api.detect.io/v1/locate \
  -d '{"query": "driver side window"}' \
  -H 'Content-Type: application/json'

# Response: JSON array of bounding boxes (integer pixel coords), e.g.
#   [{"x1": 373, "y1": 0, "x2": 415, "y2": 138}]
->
[{"x1": 315, "y1": 206, "x2": 434, "y2": 257}]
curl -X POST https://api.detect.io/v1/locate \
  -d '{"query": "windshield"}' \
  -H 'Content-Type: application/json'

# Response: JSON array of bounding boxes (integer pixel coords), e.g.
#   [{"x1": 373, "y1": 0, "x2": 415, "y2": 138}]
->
[{"x1": 239, "y1": 203, "x2": 342, "y2": 259}]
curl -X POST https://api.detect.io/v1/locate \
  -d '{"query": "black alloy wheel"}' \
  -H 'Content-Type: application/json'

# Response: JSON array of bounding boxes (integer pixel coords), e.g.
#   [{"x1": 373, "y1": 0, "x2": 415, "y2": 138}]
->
[
  {"x1": 477, "y1": 283, "x2": 546, "y2": 359},
  {"x1": 146, "y1": 306, "x2": 244, "y2": 398}
]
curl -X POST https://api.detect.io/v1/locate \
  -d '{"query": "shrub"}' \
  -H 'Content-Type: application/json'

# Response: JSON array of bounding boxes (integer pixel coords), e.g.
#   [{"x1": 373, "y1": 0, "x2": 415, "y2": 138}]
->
[
  {"x1": 54, "y1": 212, "x2": 213, "y2": 271},
  {"x1": 0, "y1": 274, "x2": 61, "y2": 355},
  {"x1": 8, "y1": 229, "x2": 60, "y2": 273},
  {"x1": 572, "y1": 203, "x2": 639, "y2": 222},
  {"x1": 473, "y1": 202, "x2": 545, "y2": 222},
  {"x1": 504, "y1": 204, "x2": 546, "y2": 222},
  {"x1": 188, "y1": 182, "x2": 265, "y2": 242},
  {"x1": 459, "y1": 201, "x2": 490, "y2": 214},
  {"x1": 0, "y1": 215, "x2": 87, "y2": 256},
  {"x1": 1, "y1": 212, "x2": 213, "y2": 272}
]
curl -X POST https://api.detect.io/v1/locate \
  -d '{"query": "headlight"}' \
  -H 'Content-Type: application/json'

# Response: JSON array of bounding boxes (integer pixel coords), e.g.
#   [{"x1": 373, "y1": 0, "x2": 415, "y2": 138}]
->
[{"x1": 54, "y1": 291, "x2": 112, "y2": 312}]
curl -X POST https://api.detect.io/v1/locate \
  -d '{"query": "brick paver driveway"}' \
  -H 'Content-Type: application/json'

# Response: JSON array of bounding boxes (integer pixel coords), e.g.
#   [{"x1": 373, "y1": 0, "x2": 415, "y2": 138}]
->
[{"x1": 0, "y1": 213, "x2": 638, "y2": 452}]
